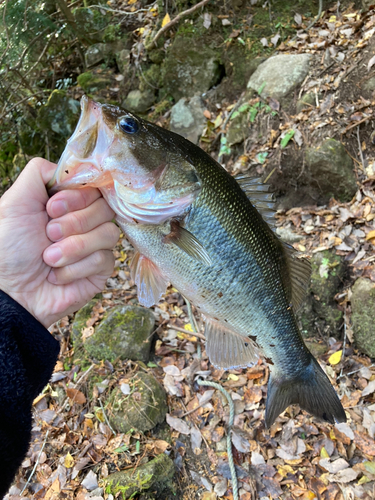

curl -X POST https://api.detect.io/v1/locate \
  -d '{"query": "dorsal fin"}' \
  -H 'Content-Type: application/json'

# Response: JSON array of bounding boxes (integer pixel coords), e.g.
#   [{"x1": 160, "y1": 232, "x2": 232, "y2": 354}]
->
[
  {"x1": 282, "y1": 242, "x2": 312, "y2": 312},
  {"x1": 234, "y1": 174, "x2": 276, "y2": 229}
]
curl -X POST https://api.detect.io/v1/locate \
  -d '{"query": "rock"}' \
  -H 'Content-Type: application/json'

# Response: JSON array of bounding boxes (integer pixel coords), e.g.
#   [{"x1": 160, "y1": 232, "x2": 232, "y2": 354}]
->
[
  {"x1": 107, "y1": 371, "x2": 167, "y2": 433},
  {"x1": 351, "y1": 278, "x2": 375, "y2": 357},
  {"x1": 298, "y1": 250, "x2": 345, "y2": 338},
  {"x1": 162, "y1": 36, "x2": 222, "y2": 101},
  {"x1": 71, "y1": 298, "x2": 100, "y2": 346},
  {"x1": 116, "y1": 48, "x2": 130, "y2": 74},
  {"x1": 169, "y1": 96, "x2": 206, "y2": 144},
  {"x1": 296, "y1": 92, "x2": 317, "y2": 113},
  {"x1": 304, "y1": 139, "x2": 357, "y2": 202},
  {"x1": 37, "y1": 90, "x2": 80, "y2": 137},
  {"x1": 123, "y1": 89, "x2": 155, "y2": 113},
  {"x1": 77, "y1": 69, "x2": 114, "y2": 94},
  {"x1": 84, "y1": 43, "x2": 109, "y2": 67},
  {"x1": 83, "y1": 305, "x2": 155, "y2": 363},
  {"x1": 247, "y1": 54, "x2": 311, "y2": 101},
  {"x1": 104, "y1": 453, "x2": 175, "y2": 499},
  {"x1": 226, "y1": 110, "x2": 250, "y2": 147},
  {"x1": 363, "y1": 76, "x2": 375, "y2": 92}
]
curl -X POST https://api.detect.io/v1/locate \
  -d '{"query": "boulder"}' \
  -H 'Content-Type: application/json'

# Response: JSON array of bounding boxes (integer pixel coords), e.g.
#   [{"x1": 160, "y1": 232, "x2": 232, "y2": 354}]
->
[
  {"x1": 351, "y1": 278, "x2": 375, "y2": 357},
  {"x1": 247, "y1": 54, "x2": 311, "y2": 101},
  {"x1": 169, "y1": 96, "x2": 206, "y2": 144},
  {"x1": 104, "y1": 453, "x2": 175, "y2": 499},
  {"x1": 77, "y1": 69, "x2": 114, "y2": 94},
  {"x1": 162, "y1": 36, "x2": 222, "y2": 101},
  {"x1": 106, "y1": 371, "x2": 167, "y2": 433},
  {"x1": 116, "y1": 48, "x2": 130, "y2": 74},
  {"x1": 37, "y1": 90, "x2": 79, "y2": 138},
  {"x1": 123, "y1": 89, "x2": 155, "y2": 113},
  {"x1": 298, "y1": 250, "x2": 345, "y2": 338},
  {"x1": 304, "y1": 139, "x2": 357, "y2": 202},
  {"x1": 83, "y1": 305, "x2": 155, "y2": 363}
]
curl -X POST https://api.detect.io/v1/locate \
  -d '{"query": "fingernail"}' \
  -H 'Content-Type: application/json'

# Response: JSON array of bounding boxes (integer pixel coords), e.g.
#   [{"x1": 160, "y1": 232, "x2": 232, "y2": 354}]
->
[
  {"x1": 51, "y1": 199, "x2": 68, "y2": 217},
  {"x1": 47, "y1": 223, "x2": 63, "y2": 241},
  {"x1": 45, "y1": 246, "x2": 62, "y2": 265},
  {"x1": 48, "y1": 270, "x2": 57, "y2": 284}
]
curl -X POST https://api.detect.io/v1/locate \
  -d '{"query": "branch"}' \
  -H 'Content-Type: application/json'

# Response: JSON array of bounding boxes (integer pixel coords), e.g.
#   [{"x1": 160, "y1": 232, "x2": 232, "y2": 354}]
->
[
  {"x1": 145, "y1": 0, "x2": 211, "y2": 50},
  {"x1": 0, "y1": 90, "x2": 49, "y2": 123}
]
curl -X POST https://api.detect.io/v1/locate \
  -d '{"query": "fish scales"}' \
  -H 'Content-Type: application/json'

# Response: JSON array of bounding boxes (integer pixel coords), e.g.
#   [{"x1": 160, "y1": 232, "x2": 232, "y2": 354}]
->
[{"x1": 48, "y1": 96, "x2": 346, "y2": 427}]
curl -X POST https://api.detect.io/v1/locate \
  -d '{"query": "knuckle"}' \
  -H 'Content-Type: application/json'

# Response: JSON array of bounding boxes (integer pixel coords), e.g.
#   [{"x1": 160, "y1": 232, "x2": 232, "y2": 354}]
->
[
  {"x1": 70, "y1": 234, "x2": 86, "y2": 254},
  {"x1": 71, "y1": 211, "x2": 87, "y2": 234}
]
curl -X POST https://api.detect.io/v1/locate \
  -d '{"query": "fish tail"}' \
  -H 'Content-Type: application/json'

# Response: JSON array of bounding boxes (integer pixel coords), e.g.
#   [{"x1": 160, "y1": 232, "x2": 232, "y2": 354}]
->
[{"x1": 265, "y1": 357, "x2": 346, "y2": 428}]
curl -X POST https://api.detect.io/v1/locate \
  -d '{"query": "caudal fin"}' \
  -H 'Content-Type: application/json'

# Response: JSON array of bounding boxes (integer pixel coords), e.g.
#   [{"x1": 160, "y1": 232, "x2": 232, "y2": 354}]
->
[{"x1": 265, "y1": 357, "x2": 346, "y2": 428}]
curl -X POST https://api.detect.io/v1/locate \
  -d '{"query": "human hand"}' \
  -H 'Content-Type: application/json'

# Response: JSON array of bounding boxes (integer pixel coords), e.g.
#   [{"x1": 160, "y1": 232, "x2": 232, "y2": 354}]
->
[{"x1": 0, "y1": 157, "x2": 120, "y2": 328}]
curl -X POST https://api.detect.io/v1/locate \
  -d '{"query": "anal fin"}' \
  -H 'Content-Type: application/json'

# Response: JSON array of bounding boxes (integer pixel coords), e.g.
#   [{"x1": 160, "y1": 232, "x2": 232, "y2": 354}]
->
[
  {"x1": 130, "y1": 251, "x2": 169, "y2": 308},
  {"x1": 204, "y1": 316, "x2": 259, "y2": 370}
]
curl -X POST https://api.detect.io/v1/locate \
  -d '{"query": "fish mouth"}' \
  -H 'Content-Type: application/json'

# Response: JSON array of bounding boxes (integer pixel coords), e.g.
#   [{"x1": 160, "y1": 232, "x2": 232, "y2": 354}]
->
[{"x1": 47, "y1": 96, "x2": 113, "y2": 195}]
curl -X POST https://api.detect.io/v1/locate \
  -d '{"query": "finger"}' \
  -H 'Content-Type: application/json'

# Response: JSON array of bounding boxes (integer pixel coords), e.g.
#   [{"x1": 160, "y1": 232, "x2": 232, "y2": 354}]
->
[
  {"x1": 1, "y1": 158, "x2": 57, "y2": 214},
  {"x1": 43, "y1": 222, "x2": 120, "y2": 267},
  {"x1": 46, "y1": 197, "x2": 115, "y2": 242},
  {"x1": 47, "y1": 187, "x2": 102, "y2": 218},
  {"x1": 47, "y1": 249, "x2": 115, "y2": 285}
]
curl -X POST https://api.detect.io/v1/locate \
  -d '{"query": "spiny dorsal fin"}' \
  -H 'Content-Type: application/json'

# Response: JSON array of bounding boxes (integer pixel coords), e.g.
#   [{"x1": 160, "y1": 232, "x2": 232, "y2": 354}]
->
[
  {"x1": 130, "y1": 251, "x2": 169, "y2": 307},
  {"x1": 234, "y1": 174, "x2": 276, "y2": 229},
  {"x1": 163, "y1": 220, "x2": 212, "y2": 266},
  {"x1": 204, "y1": 316, "x2": 259, "y2": 370},
  {"x1": 282, "y1": 242, "x2": 312, "y2": 312}
]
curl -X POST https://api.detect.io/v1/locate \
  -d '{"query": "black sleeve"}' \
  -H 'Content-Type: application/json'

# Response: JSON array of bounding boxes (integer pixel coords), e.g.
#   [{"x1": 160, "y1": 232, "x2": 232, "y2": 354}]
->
[{"x1": 0, "y1": 291, "x2": 60, "y2": 498}]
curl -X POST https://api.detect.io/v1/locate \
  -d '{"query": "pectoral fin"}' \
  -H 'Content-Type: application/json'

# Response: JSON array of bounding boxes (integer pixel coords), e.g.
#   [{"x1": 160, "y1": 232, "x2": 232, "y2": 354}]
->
[
  {"x1": 164, "y1": 220, "x2": 212, "y2": 266},
  {"x1": 204, "y1": 317, "x2": 259, "y2": 369},
  {"x1": 130, "y1": 252, "x2": 169, "y2": 307}
]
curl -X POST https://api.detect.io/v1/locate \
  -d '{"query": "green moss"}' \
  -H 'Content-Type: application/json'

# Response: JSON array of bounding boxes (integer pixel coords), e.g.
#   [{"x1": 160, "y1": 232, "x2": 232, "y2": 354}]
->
[
  {"x1": 103, "y1": 454, "x2": 175, "y2": 499},
  {"x1": 103, "y1": 24, "x2": 121, "y2": 43}
]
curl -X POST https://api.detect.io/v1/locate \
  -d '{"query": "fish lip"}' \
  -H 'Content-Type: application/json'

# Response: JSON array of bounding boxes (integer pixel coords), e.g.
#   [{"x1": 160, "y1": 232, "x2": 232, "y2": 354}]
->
[{"x1": 47, "y1": 96, "x2": 108, "y2": 196}]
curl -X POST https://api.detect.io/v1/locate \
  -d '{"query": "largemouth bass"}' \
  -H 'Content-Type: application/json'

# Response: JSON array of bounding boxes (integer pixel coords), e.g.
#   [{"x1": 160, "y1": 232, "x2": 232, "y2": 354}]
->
[{"x1": 48, "y1": 96, "x2": 346, "y2": 427}]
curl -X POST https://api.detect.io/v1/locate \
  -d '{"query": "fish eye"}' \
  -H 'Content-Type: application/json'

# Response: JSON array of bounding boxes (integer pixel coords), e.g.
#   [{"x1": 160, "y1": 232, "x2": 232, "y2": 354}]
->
[{"x1": 119, "y1": 115, "x2": 139, "y2": 134}]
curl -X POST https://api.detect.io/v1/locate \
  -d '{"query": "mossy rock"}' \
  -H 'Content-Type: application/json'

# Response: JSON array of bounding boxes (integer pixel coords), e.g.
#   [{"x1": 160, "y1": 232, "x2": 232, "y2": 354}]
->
[
  {"x1": 298, "y1": 250, "x2": 345, "y2": 338},
  {"x1": 162, "y1": 35, "x2": 222, "y2": 101},
  {"x1": 71, "y1": 297, "x2": 101, "y2": 346},
  {"x1": 83, "y1": 305, "x2": 155, "y2": 363},
  {"x1": 103, "y1": 453, "x2": 175, "y2": 499},
  {"x1": 304, "y1": 139, "x2": 357, "y2": 203},
  {"x1": 123, "y1": 89, "x2": 156, "y2": 114},
  {"x1": 106, "y1": 371, "x2": 167, "y2": 433},
  {"x1": 351, "y1": 278, "x2": 375, "y2": 357},
  {"x1": 77, "y1": 70, "x2": 114, "y2": 94},
  {"x1": 37, "y1": 90, "x2": 80, "y2": 139}
]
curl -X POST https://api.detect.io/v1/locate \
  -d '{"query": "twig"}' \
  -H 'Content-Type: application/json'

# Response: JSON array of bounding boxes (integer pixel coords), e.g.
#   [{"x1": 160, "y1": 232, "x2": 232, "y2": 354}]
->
[
  {"x1": 304, "y1": 0, "x2": 323, "y2": 31},
  {"x1": 98, "y1": 397, "x2": 117, "y2": 436},
  {"x1": 20, "y1": 430, "x2": 50, "y2": 494},
  {"x1": 198, "y1": 379, "x2": 238, "y2": 500},
  {"x1": 337, "y1": 363, "x2": 375, "y2": 380},
  {"x1": 356, "y1": 126, "x2": 366, "y2": 172},
  {"x1": 166, "y1": 324, "x2": 206, "y2": 341},
  {"x1": 0, "y1": 91, "x2": 49, "y2": 123},
  {"x1": 145, "y1": 0, "x2": 211, "y2": 50},
  {"x1": 339, "y1": 309, "x2": 347, "y2": 379},
  {"x1": 343, "y1": 115, "x2": 373, "y2": 134},
  {"x1": 57, "y1": 364, "x2": 95, "y2": 414},
  {"x1": 88, "y1": 4, "x2": 154, "y2": 16}
]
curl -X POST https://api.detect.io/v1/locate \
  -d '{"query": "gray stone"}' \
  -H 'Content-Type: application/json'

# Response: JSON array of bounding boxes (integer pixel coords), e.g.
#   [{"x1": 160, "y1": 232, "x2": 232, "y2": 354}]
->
[
  {"x1": 85, "y1": 43, "x2": 108, "y2": 67},
  {"x1": 71, "y1": 298, "x2": 100, "y2": 345},
  {"x1": 124, "y1": 89, "x2": 155, "y2": 113},
  {"x1": 304, "y1": 139, "x2": 357, "y2": 202},
  {"x1": 163, "y1": 36, "x2": 222, "y2": 101},
  {"x1": 363, "y1": 76, "x2": 375, "y2": 92},
  {"x1": 84, "y1": 305, "x2": 155, "y2": 363},
  {"x1": 116, "y1": 48, "x2": 130, "y2": 74},
  {"x1": 351, "y1": 278, "x2": 375, "y2": 357},
  {"x1": 169, "y1": 96, "x2": 206, "y2": 144},
  {"x1": 104, "y1": 453, "x2": 175, "y2": 499},
  {"x1": 107, "y1": 371, "x2": 167, "y2": 433},
  {"x1": 247, "y1": 54, "x2": 311, "y2": 101},
  {"x1": 296, "y1": 92, "x2": 317, "y2": 113},
  {"x1": 37, "y1": 90, "x2": 80, "y2": 138},
  {"x1": 298, "y1": 250, "x2": 345, "y2": 338},
  {"x1": 226, "y1": 111, "x2": 249, "y2": 146}
]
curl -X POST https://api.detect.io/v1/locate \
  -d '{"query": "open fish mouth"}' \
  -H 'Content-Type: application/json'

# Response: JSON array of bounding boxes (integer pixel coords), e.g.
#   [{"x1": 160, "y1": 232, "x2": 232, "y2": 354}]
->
[{"x1": 47, "y1": 96, "x2": 113, "y2": 195}]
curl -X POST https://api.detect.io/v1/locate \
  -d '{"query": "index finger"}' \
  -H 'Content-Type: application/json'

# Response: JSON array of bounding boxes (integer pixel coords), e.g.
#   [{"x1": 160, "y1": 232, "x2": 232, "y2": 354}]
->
[{"x1": 47, "y1": 188, "x2": 103, "y2": 219}]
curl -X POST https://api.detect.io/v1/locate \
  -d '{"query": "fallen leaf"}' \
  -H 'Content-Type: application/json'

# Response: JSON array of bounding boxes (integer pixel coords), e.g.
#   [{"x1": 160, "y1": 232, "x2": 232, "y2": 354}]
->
[
  {"x1": 64, "y1": 452, "x2": 74, "y2": 468},
  {"x1": 319, "y1": 458, "x2": 349, "y2": 473},
  {"x1": 328, "y1": 350, "x2": 342, "y2": 365},
  {"x1": 66, "y1": 388, "x2": 86, "y2": 405},
  {"x1": 166, "y1": 414, "x2": 190, "y2": 435},
  {"x1": 354, "y1": 431, "x2": 375, "y2": 456},
  {"x1": 161, "y1": 13, "x2": 170, "y2": 27}
]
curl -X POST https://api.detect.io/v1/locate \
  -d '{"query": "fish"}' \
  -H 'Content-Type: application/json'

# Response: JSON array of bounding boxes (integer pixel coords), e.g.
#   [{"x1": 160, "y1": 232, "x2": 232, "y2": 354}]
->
[{"x1": 48, "y1": 96, "x2": 346, "y2": 427}]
